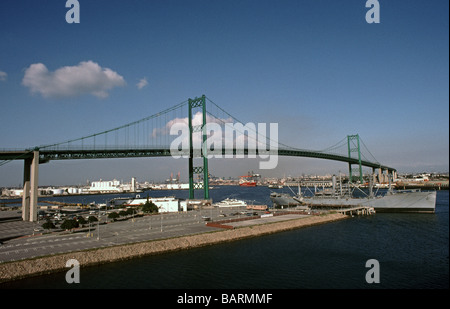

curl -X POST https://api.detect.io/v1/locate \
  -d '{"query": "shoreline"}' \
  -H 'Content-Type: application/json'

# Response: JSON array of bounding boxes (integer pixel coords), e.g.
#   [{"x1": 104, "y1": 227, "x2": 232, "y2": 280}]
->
[{"x1": 0, "y1": 212, "x2": 347, "y2": 284}]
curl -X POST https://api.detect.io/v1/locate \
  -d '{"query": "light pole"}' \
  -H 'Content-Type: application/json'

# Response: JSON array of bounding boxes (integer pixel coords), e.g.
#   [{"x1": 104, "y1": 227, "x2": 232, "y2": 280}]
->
[{"x1": 97, "y1": 204, "x2": 101, "y2": 241}]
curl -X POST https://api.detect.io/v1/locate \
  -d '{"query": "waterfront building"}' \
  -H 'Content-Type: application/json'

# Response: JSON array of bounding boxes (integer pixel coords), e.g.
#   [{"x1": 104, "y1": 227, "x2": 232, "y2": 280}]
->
[{"x1": 89, "y1": 179, "x2": 122, "y2": 193}]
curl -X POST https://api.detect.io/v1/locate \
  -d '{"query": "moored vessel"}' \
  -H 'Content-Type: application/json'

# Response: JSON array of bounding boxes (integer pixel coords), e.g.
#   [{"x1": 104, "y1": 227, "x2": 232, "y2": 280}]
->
[
  {"x1": 300, "y1": 190, "x2": 436, "y2": 213},
  {"x1": 239, "y1": 176, "x2": 257, "y2": 187},
  {"x1": 270, "y1": 176, "x2": 437, "y2": 213},
  {"x1": 239, "y1": 172, "x2": 260, "y2": 187},
  {"x1": 213, "y1": 198, "x2": 247, "y2": 207}
]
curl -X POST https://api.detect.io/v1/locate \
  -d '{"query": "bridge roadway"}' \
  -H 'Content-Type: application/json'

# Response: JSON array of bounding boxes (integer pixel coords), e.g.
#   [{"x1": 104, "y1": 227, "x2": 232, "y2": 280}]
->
[
  {"x1": 0, "y1": 147, "x2": 396, "y2": 172},
  {"x1": 0, "y1": 208, "x2": 304, "y2": 264}
]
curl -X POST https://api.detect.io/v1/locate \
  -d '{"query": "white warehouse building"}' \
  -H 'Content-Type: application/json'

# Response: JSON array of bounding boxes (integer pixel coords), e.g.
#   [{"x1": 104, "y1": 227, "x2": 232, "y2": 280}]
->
[
  {"x1": 112, "y1": 196, "x2": 187, "y2": 212},
  {"x1": 89, "y1": 179, "x2": 122, "y2": 193}
]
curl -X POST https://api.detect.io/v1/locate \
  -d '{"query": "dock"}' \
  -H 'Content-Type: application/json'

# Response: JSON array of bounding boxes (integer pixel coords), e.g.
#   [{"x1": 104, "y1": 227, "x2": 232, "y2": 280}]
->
[
  {"x1": 336, "y1": 206, "x2": 375, "y2": 216},
  {"x1": 305, "y1": 204, "x2": 376, "y2": 216}
]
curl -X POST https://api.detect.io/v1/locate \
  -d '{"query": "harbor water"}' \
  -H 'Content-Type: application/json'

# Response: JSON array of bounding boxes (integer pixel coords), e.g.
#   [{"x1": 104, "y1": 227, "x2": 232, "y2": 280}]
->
[{"x1": 1, "y1": 187, "x2": 448, "y2": 289}]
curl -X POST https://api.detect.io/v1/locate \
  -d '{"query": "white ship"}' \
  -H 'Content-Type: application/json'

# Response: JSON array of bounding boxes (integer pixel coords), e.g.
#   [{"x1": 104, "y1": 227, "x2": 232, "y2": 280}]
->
[{"x1": 213, "y1": 198, "x2": 247, "y2": 207}]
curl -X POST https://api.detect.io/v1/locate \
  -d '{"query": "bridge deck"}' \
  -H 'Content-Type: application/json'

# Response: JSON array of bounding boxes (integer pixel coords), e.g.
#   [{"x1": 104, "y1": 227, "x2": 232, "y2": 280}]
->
[{"x1": 0, "y1": 147, "x2": 395, "y2": 172}]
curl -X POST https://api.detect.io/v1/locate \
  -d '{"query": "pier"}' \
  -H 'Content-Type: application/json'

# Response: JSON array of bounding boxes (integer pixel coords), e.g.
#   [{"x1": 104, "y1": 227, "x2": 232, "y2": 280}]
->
[
  {"x1": 306, "y1": 204, "x2": 375, "y2": 216},
  {"x1": 337, "y1": 206, "x2": 375, "y2": 216}
]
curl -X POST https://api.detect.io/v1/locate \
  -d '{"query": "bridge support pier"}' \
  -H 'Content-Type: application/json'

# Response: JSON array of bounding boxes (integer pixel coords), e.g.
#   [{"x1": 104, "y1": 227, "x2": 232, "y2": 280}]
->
[
  {"x1": 391, "y1": 170, "x2": 397, "y2": 181},
  {"x1": 377, "y1": 168, "x2": 383, "y2": 184},
  {"x1": 22, "y1": 158, "x2": 31, "y2": 221},
  {"x1": 22, "y1": 150, "x2": 39, "y2": 222}
]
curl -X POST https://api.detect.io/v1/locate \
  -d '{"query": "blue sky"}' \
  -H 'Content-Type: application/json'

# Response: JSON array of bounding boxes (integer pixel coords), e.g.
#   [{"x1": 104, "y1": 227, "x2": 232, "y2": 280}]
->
[{"x1": 0, "y1": 0, "x2": 448, "y2": 186}]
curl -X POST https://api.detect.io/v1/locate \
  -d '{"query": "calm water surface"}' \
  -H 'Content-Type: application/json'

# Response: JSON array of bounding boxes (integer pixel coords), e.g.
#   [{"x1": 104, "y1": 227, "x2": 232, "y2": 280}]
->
[{"x1": 1, "y1": 187, "x2": 448, "y2": 289}]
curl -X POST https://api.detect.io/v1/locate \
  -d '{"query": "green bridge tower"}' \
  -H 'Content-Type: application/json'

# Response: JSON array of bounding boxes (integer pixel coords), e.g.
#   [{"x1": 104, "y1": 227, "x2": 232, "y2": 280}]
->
[
  {"x1": 347, "y1": 134, "x2": 363, "y2": 184},
  {"x1": 188, "y1": 95, "x2": 210, "y2": 200}
]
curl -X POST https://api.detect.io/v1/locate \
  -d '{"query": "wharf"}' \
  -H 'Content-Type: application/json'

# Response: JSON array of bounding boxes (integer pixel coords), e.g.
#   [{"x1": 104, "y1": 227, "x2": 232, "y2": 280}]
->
[
  {"x1": 305, "y1": 204, "x2": 375, "y2": 216},
  {"x1": 336, "y1": 206, "x2": 375, "y2": 216},
  {"x1": 395, "y1": 180, "x2": 449, "y2": 190}
]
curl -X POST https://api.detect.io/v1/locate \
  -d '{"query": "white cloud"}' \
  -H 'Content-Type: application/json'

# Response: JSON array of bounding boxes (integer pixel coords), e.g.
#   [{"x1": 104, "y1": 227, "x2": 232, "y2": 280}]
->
[
  {"x1": 152, "y1": 112, "x2": 233, "y2": 139},
  {"x1": 22, "y1": 61, "x2": 126, "y2": 99},
  {"x1": 0, "y1": 71, "x2": 7, "y2": 81},
  {"x1": 137, "y1": 77, "x2": 148, "y2": 89}
]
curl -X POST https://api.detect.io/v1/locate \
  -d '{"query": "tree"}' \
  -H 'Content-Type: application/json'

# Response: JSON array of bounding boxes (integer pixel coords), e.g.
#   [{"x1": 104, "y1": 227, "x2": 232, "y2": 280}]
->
[
  {"x1": 42, "y1": 220, "x2": 55, "y2": 230},
  {"x1": 61, "y1": 219, "x2": 79, "y2": 231},
  {"x1": 142, "y1": 201, "x2": 158, "y2": 214},
  {"x1": 119, "y1": 210, "x2": 128, "y2": 217},
  {"x1": 87, "y1": 216, "x2": 98, "y2": 223},
  {"x1": 77, "y1": 216, "x2": 87, "y2": 226},
  {"x1": 108, "y1": 212, "x2": 119, "y2": 221},
  {"x1": 126, "y1": 208, "x2": 136, "y2": 216}
]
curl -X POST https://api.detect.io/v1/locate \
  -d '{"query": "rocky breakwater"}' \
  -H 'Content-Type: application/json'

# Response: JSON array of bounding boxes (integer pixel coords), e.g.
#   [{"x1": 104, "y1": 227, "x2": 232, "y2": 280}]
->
[{"x1": 0, "y1": 212, "x2": 347, "y2": 283}]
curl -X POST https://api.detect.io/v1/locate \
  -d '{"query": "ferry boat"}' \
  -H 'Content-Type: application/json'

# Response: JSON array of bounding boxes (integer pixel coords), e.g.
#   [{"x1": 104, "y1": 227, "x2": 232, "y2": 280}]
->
[{"x1": 213, "y1": 198, "x2": 247, "y2": 207}]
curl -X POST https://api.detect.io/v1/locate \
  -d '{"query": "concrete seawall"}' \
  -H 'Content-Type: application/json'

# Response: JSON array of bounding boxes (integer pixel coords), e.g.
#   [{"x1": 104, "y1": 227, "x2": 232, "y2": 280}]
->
[{"x1": 0, "y1": 213, "x2": 347, "y2": 283}]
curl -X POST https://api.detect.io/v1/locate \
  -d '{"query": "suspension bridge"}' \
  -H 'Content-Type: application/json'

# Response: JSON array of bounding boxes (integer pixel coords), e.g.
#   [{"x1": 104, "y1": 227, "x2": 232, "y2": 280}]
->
[{"x1": 0, "y1": 95, "x2": 396, "y2": 222}]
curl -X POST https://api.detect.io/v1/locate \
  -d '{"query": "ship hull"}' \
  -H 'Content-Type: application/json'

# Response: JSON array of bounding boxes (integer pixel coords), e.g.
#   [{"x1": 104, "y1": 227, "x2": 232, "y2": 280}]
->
[
  {"x1": 303, "y1": 191, "x2": 436, "y2": 213},
  {"x1": 270, "y1": 192, "x2": 301, "y2": 207}
]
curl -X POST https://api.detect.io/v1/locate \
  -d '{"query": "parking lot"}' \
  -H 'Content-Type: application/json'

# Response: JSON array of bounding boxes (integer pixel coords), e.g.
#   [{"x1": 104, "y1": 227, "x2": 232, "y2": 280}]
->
[{"x1": 0, "y1": 206, "x2": 273, "y2": 263}]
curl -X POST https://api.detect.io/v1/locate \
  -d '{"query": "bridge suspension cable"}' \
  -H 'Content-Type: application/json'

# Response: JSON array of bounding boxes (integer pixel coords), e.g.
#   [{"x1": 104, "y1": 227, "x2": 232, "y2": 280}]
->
[
  {"x1": 35, "y1": 100, "x2": 189, "y2": 151},
  {"x1": 359, "y1": 137, "x2": 380, "y2": 165},
  {"x1": 206, "y1": 96, "x2": 304, "y2": 151},
  {"x1": 205, "y1": 97, "x2": 361, "y2": 156}
]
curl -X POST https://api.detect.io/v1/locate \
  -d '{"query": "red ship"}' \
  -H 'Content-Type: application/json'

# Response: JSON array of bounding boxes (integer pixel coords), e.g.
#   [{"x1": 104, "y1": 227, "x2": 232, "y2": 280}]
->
[{"x1": 239, "y1": 174, "x2": 258, "y2": 187}]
